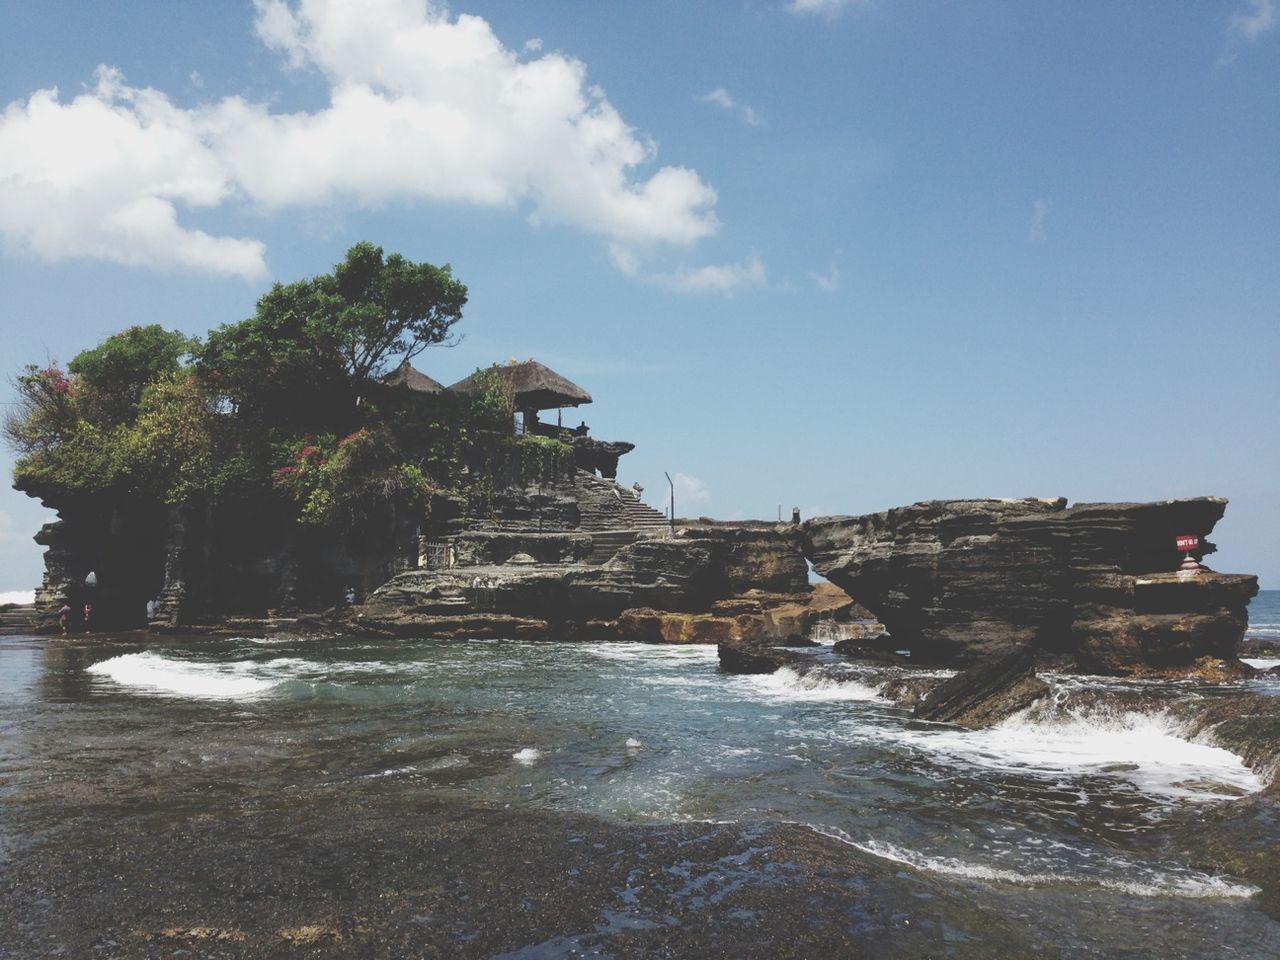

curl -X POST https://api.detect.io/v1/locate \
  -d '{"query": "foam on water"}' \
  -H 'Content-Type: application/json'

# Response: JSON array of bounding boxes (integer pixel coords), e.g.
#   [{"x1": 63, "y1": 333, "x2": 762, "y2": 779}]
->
[
  {"x1": 513, "y1": 747, "x2": 542, "y2": 764},
  {"x1": 1243, "y1": 658, "x2": 1280, "y2": 671},
  {"x1": 87, "y1": 651, "x2": 315, "y2": 700},
  {"x1": 581, "y1": 643, "x2": 720, "y2": 663},
  {"x1": 870, "y1": 703, "x2": 1262, "y2": 802},
  {"x1": 810, "y1": 827, "x2": 1259, "y2": 899},
  {"x1": 735, "y1": 667, "x2": 885, "y2": 703}
]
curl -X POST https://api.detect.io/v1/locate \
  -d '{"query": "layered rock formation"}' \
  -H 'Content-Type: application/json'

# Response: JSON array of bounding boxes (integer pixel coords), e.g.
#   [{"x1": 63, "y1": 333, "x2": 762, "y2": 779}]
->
[
  {"x1": 352, "y1": 522, "x2": 811, "y2": 641},
  {"x1": 913, "y1": 648, "x2": 1050, "y2": 728},
  {"x1": 803, "y1": 497, "x2": 1258, "y2": 672}
]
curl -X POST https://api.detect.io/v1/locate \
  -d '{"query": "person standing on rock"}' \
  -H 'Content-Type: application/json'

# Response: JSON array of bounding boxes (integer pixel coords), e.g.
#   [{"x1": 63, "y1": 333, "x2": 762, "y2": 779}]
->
[
  {"x1": 83, "y1": 601, "x2": 93, "y2": 633},
  {"x1": 58, "y1": 603, "x2": 71, "y2": 635}
]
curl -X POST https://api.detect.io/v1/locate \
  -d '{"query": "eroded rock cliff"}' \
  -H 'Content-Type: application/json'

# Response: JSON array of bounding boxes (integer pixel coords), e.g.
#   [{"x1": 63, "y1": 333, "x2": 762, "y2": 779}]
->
[
  {"x1": 802, "y1": 496, "x2": 1257, "y2": 672},
  {"x1": 351, "y1": 522, "x2": 811, "y2": 641}
]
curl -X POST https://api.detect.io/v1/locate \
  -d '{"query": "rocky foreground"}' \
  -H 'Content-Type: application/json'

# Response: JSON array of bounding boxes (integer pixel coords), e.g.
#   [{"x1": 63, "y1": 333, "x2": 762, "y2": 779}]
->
[{"x1": 0, "y1": 790, "x2": 1059, "y2": 959}]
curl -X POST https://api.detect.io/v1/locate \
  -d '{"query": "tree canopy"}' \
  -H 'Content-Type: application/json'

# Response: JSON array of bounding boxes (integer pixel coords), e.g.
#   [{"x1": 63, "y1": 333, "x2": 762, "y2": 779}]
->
[
  {"x1": 197, "y1": 243, "x2": 467, "y2": 429},
  {"x1": 68, "y1": 324, "x2": 196, "y2": 426},
  {"x1": 6, "y1": 243, "x2": 569, "y2": 530}
]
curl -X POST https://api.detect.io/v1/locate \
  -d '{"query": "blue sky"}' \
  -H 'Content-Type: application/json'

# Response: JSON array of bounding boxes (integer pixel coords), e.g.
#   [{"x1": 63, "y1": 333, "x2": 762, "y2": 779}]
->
[{"x1": 1, "y1": 0, "x2": 1277, "y2": 593}]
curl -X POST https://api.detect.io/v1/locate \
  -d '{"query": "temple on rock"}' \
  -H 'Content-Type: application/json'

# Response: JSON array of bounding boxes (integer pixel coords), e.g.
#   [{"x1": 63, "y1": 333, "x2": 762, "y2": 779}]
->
[
  {"x1": 447, "y1": 359, "x2": 636, "y2": 480},
  {"x1": 26, "y1": 356, "x2": 681, "y2": 630}
]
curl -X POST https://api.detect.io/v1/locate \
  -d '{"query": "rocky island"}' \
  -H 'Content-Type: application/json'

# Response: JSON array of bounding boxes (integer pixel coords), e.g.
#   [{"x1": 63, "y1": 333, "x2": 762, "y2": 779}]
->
[
  {"x1": 7, "y1": 246, "x2": 1263, "y2": 686},
  {"x1": 5, "y1": 245, "x2": 1280, "y2": 959}
]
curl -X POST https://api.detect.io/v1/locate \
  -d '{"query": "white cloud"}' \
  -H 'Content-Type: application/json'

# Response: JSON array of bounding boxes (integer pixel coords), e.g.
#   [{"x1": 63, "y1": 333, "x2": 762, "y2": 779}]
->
[
  {"x1": 1028, "y1": 198, "x2": 1049, "y2": 243},
  {"x1": 523, "y1": 37, "x2": 543, "y2": 53},
  {"x1": 651, "y1": 252, "x2": 766, "y2": 295},
  {"x1": 671, "y1": 472, "x2": 710, "y2": 508},
  {"x1": 812, "y1": 262, "x2": 839, "y2": 291},
  {"x1": 785, "y1": 0, "x2": 870, "y2": 17},
  {"x1": 0, "y1": 67, "x2": 267, "y2": 278},
  {"x1": 700, "y1": 87, "x2": 763, "y2": 127},
  {"x1": 1228, "y1": 0, "x2": 1276, "y2": 41},
  {"x1": 0, "y1": 0, "x2": 719, "y2": 277}
]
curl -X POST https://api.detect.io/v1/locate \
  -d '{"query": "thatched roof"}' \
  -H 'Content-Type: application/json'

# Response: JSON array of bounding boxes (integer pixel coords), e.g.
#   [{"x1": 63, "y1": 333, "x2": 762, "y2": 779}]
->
[
  {"x1": 378, "y1": 360, "x2": 445, "y2": 394},
  {"x1": 448, "y1": 359, "x2": 592, "y2": 410}
]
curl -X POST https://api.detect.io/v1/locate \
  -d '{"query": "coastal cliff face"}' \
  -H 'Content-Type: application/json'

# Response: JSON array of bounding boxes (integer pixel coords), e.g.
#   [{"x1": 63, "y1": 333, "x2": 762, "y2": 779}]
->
[
  {"x1": 802, "y1": 497, "x2": 1258, "y2": 672},
  {"x1": 352, "y1": 523, "x2": 811, "y2": 640}
]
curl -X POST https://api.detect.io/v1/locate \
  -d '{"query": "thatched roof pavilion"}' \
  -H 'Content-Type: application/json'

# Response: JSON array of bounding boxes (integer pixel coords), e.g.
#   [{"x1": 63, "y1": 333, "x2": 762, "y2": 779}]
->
[
  {"x1": 378, "y1": 360, "x2": 445, "y2": 394},
  {"x1": 448, "y1": 359, "x2": 592, "y2": 412}
]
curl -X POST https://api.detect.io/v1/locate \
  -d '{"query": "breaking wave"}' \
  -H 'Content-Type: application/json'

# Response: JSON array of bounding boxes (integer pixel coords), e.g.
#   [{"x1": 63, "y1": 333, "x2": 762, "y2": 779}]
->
[
  {"x1": 810, "y1": 826, "x2": 1259, "y2": 899},
  {"x1": 86, "y1": 651, "x2": 315, "y2": 700},
  {"x1": 873, "y1": 697, "x2": 1263, "y2": 802},
  {"x1": 737, "y1": 666, "x2": 884, "y2": 703}
]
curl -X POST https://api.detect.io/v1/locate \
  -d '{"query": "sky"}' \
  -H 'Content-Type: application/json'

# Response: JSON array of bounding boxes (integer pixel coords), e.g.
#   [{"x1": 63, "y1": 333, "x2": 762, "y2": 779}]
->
[{"x1": 0, "y1": 0, "x2": 1277, "y2": 594}]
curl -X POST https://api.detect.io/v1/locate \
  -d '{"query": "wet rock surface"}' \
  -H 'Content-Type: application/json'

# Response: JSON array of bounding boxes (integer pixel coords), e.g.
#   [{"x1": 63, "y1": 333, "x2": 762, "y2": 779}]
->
[
  {"x1": 717, "y1": 637, "x2": 807, "y2": 674},
  {"x1": 803, "y1": 497, "x2": 1258, "y2": 673},
  {"x1": 0, "y1": 793, "x2": 1046, "y2": 960},
  {"x1": 1182, "y1": 693, "x2": 1280, "y2": 799},
  {"x1": 913, "y1": 648, "x2": 1050, "y2": 728}
]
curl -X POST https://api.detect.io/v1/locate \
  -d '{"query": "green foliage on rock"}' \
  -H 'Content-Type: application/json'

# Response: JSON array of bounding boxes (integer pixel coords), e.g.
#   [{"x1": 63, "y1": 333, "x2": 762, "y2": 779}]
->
[
  {"x1": 6, "y1": 244, "x2": 569, "y2": 533},
  {"x1": 271, "y1": 428, "x2": 440, "y2": 527},
  {"x1": 197, "y1": 242, "x2": 466, "y2": 431},
  {"x1": 68, "y1": 325, "x2": 196, "y2": 426}
]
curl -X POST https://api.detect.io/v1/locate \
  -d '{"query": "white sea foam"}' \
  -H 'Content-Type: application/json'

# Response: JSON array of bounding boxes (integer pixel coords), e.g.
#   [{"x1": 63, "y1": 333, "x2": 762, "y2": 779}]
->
[
  {"x1": 810, "y1": 826, "x2": 1259, "y2": 899},
  {"x1": 582, "y1": 643, "x2": 719, "y2": 663},
  {"x1": 874, "y1": 705, "x2": 1262, "y2": 802},
  {"x1": 737, "y1": 667, "x2": 884, "y2": 703},
  {"x1": 513, "y1": 747, "x2": 542, "y2": 764},
  {"x1": 86, "y1": 651, "x2": 316, "y2": 700},
  {"x1": 1243, "y1": 658, "x2": 1280, "y2": 671}
]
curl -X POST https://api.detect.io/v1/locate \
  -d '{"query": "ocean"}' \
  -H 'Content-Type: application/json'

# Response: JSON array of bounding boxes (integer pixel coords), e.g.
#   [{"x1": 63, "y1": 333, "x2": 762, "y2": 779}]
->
[
  {"x1": 1246, "y1": 587, "x2": 1280, "y2": 641},
  {"x1": 1, "y1": 618, "x2": 1278, "y2": 957}
]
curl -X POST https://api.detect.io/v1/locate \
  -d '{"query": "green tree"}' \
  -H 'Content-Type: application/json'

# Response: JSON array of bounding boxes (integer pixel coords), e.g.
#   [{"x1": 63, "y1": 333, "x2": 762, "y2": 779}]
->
[
  {"x1": 197, "y1": 242, "x2": 467, "y2": 429},
  {"x1": 68, "y1": 325, "x2": 196, "y2": 425}
]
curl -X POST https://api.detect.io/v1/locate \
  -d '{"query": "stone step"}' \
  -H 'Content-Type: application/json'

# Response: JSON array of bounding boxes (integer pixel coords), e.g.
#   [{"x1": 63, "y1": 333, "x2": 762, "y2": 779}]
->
[
  {"x1": 0, "y1": 604, "x2": 37, "y2": 634},
  {"x1": 587, "y1": 530, "x2": 642, "y2": 564}
]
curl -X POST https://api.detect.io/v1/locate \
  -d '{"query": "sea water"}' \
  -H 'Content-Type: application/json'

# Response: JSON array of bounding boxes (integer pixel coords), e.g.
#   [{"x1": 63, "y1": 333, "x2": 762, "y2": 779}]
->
[{"x1": 2, "y1": 623, "x2": 1279, "y2": 957}]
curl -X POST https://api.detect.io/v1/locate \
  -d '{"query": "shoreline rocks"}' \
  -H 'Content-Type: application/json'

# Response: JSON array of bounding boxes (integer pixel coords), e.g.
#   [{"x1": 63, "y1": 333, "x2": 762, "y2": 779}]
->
[
  {"x1": 912, "y1": 648, "x2": 1050, "y2": 729},
  {"x1": 804, "y1": 497, "x2": 1258, "y2": 675}
]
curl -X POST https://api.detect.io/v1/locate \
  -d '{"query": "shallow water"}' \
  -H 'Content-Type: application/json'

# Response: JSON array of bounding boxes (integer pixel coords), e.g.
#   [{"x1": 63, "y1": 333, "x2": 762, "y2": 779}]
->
[{"x1": 2, "y1": 631, "x2": 1279, "y2": 957}]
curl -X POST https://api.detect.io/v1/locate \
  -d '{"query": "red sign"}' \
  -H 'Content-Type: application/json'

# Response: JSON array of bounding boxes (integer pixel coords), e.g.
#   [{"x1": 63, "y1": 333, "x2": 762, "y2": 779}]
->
[{"x1": 1176, "y1": 535, "x2": 1200, "y2": 552}]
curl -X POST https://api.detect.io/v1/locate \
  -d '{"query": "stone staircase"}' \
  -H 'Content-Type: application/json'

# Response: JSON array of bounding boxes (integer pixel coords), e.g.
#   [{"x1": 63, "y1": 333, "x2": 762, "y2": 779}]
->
[
  {"x1": 576, "y1": 471, "x2": 669, "y2": 532},
  {"x1": 575, "y1": 471, "x2": 670, "y2": 564},
  {"x1": 586, "y1": 530, "x2": 642, "y2": 565},
  {"x1": 0, "y1": 604, "x2": 37, "y2": 635}
]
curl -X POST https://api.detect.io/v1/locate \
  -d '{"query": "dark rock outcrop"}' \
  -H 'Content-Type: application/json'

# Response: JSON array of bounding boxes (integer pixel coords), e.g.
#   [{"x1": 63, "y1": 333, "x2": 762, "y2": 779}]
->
[
  {"x1": 878, "y1": 675, "x2": 941, "y2": 709},
  {"x1": 1181, "y1": 692, "x2": 1280, "y2": 797},
  {"x1": 716, "y1": 637, "x2": 806, "y2": 674},
  {"x1": 446, "y1": 531, "x2": 592, "y2": 567},
  {"x1": 913, "y1": 648, "x2": 1050, "y2": 728},
  {"x1": 803, "y1": 497, "x2": 1258, "y2": 673}
]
